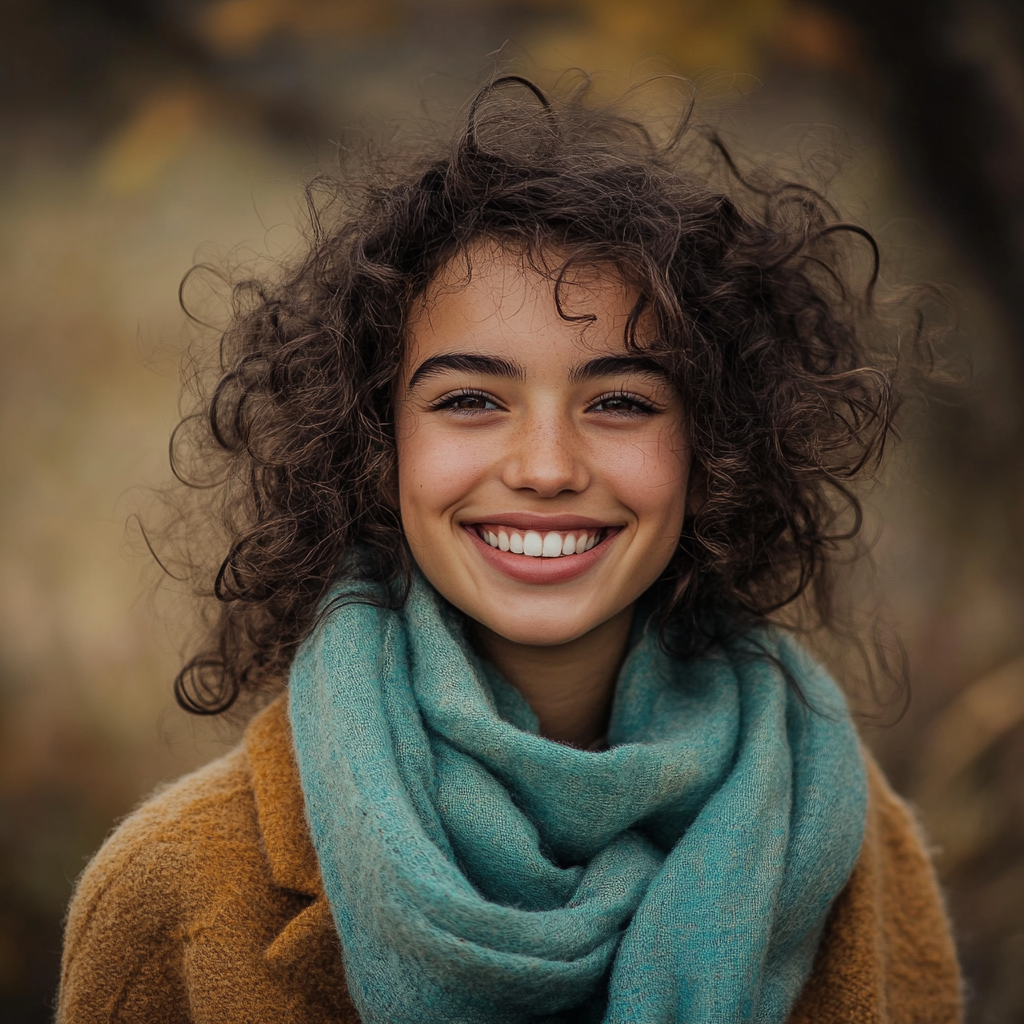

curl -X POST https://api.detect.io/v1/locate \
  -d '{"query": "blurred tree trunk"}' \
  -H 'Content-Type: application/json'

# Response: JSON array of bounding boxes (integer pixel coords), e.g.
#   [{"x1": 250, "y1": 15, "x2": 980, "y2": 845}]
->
[{"x1": 824, "y1": 0, "x2": 1024, "y2": 374}]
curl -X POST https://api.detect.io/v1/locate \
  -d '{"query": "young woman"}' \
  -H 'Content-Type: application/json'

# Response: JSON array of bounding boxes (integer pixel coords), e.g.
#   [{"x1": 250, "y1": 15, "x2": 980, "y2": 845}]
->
[{"x1": 57, "y1": 78, "x2": 962, "y2": 1023}]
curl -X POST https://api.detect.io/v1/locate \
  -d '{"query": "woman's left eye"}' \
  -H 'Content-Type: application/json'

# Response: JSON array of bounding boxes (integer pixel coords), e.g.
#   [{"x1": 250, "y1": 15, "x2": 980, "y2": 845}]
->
[{"x1": 588, "y1": 392, "x2": 658, "y2": 416}]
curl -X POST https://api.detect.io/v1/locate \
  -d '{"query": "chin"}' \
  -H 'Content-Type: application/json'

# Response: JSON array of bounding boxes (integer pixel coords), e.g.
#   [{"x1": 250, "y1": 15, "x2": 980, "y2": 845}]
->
[{"x1": 473, "y1": 604, "x2": 606, "y2": 648}]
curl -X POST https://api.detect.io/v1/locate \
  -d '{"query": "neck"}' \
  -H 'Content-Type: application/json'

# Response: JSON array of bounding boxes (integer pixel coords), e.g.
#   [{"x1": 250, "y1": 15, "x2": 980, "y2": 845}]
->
[{"x1": 472, "y1": 604, "x2": 635, "y2": 748}]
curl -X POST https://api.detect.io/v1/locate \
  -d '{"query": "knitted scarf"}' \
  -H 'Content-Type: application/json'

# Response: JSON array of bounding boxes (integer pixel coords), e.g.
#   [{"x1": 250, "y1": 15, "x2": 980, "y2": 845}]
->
[{"x1": 289, "y1": 575, "x2": 867, "y2": 1024}]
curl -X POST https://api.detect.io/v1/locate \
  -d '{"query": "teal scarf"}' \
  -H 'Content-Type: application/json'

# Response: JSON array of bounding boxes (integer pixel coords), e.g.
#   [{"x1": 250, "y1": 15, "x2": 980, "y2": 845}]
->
[{"x1": 289, "y1": 575, "x2": 866, "y2": 1024}]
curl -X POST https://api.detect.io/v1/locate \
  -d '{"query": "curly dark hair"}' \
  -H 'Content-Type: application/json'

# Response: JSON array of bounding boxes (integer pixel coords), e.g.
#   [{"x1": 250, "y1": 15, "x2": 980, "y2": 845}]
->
[{"x1": 167, "y1": 75, "x2": 929, "y2": 715}]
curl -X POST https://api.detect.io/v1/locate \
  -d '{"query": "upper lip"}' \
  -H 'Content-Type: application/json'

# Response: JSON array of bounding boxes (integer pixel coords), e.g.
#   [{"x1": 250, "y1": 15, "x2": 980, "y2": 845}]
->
[{"x1": 462, "y1": 513, "x2": 620, "y2": 530}]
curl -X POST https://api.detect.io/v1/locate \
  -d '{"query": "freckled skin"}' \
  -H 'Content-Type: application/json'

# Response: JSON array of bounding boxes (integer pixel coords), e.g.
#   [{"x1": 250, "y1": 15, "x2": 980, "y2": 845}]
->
[{"x1": 395, "y1": 244, "x2": 691, "y2": 652}]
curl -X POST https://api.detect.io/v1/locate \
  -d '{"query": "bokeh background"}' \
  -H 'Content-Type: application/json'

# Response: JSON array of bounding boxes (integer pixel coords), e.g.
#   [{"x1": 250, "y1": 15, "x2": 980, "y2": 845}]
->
[{"x1": 1, "y1": 0, "x2": 1022, "y2": 1020}]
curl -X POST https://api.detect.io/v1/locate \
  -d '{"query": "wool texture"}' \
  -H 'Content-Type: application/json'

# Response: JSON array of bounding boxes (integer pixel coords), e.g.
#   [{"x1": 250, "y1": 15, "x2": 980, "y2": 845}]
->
[
  {"x1": 288, "y1": 576, "x2": 868, "y2": 1024},
  {"x1": 56, "y1": 696, "x2": 963, "y2": 1024}
]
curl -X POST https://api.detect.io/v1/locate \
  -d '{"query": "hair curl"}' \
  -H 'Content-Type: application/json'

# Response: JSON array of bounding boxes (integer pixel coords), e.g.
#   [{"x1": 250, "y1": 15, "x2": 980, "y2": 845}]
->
[{"x1": 167, "y1": 75, "x2": 931, "y2": 715}]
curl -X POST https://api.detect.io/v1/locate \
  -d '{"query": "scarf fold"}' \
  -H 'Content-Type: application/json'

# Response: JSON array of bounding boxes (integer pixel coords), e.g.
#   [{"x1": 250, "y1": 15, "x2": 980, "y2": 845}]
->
[{"x1": 289, "y1": 575, "x2": 867, "y2": 1024}]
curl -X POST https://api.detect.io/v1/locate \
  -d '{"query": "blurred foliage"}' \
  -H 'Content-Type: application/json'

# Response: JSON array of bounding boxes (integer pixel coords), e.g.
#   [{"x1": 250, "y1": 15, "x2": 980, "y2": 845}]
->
[
  {"x1": 0, "y1": 0, "x2": 1022, "y2": 1021},
  {"x1": 195, "y1": 0, "x2": 401, "y2": 55}
]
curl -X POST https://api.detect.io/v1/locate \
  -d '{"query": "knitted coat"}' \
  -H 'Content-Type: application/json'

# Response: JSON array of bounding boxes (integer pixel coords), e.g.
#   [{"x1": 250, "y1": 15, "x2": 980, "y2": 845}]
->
[{"x1": 57, "y1": 698, "x2": 962, "y2": 1023}]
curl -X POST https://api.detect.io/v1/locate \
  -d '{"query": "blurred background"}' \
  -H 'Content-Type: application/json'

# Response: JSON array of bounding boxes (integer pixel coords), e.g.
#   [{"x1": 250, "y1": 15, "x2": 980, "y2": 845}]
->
[{"x1": 0, "y1": 0, "x2": 1022, "y2": 1019}]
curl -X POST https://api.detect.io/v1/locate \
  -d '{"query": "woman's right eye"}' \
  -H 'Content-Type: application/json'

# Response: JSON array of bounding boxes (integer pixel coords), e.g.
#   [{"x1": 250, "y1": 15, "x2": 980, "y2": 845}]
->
[{"x1": 431, "y1": 391, "x2": 501, "y2": 413}]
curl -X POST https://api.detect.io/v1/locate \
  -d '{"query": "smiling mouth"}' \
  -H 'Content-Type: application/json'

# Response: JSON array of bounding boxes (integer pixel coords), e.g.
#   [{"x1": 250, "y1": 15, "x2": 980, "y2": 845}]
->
[{"x1": 473, "y1": 525, "x2": 611, "y2": 558}]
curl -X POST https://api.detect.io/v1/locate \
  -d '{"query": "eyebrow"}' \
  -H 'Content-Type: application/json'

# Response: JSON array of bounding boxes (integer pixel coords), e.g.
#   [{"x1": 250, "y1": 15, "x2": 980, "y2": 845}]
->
[
  {"x1": 405, "y1": 351, "x2": 673, "y2": 392},
  {"x1": 568, "y1": 354, "x2": 672, "y2": 386},
  {"x1": 406, "y1": 354, "x2": 526, "y2": 392}
]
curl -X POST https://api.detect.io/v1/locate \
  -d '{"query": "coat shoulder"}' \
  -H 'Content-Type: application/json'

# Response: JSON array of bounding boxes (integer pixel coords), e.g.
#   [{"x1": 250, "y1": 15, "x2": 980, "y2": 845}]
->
[
  {"x1": 789, "y1": 750, "x2": 963, "y2": 1024},
  {"x1": 68, "y1": 744, "x2": 258, "y2": 925},
  {"x1": 57, "y1": 746, "x2": 259, "y2": 1023},
  {"x1": 862, "y1": 756, "x2": 964, "y2": 1016},
  {"x1": 58, "y1": 704, "x2": 357, "y2": 1024}
]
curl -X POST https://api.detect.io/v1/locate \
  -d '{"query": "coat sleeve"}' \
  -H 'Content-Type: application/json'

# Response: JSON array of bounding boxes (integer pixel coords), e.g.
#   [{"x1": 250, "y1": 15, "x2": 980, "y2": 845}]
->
[{"x1": 789, "y1": 752, "x2": 963, "y2": 1024}]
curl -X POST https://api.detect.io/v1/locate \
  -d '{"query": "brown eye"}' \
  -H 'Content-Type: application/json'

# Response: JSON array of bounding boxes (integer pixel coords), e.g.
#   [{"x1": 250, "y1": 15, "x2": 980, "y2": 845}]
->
[
  {"x1": 453, "y1": 395, "x2": 492, "y2": 411},
  {"x1": 590, "y1": 392, "x2": 657, "y2": 416},
  {"x1": 600, "y1": 397, "x2": 632, "y2": 413},
  {"x1": 431, "y1": 390, "x2": 501, "y2": 413}
]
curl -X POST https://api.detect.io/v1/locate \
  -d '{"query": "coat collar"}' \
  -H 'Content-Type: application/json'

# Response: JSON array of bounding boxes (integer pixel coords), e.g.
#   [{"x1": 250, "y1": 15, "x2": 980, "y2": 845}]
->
[
  {"x1": 245, "y1": 696, "x2": 349, "y2": 975},
  {"x1": 245, "y1": 695, "x2": 323, "y2": 898}
]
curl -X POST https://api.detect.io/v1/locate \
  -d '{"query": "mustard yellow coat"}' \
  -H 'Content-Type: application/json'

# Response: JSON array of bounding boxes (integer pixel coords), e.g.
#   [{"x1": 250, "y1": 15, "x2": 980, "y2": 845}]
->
[{"x1": 57, "y1": 698, "x2": 962, "y2": 1023}]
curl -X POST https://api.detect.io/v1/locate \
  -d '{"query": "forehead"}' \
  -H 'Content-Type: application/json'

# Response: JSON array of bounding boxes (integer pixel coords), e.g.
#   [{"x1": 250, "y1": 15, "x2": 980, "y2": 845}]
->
[{"x1": 406, "y1": 239, "x2": 639, "y2": 357}]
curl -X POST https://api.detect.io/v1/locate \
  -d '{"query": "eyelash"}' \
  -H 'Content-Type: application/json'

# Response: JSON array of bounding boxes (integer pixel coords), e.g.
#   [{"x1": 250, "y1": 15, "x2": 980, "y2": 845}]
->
[{"x1": 428, "y1": 389, "x2": 660, "y2": 417}]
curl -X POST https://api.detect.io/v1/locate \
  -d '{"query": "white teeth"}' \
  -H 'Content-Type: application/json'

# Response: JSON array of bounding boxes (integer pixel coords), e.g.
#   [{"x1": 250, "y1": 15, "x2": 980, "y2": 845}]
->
[
  {"x1": 523, "y1": 531, "x2": 543, "y2": 557},
  {"x1": 478, "y1": 526, "x2": 605, "y2": 557},
  {"x1": 541, "y1": 533, "x2": 562, "y2": 557}
]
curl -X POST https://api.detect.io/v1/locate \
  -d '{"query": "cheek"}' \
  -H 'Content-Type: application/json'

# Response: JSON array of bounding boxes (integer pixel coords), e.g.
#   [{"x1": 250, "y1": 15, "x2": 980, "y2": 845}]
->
[
  {"x1": 596, "y1": 428, "x2": 690, "y2": 527},
  {"x1": 396, "y1": 421, "x2": 490, "y2": 535}
]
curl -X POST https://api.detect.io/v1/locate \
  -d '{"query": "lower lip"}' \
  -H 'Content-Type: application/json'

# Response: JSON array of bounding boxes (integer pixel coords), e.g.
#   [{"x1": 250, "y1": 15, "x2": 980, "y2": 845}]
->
[{"x1": 463, "y1": 526, "x2": 620, "y2": 585}]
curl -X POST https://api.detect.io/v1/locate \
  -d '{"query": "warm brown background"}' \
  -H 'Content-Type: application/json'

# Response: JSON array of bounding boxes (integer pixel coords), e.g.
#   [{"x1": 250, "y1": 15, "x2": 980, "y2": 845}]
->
[{"x1": 1, "y1": 1, "x2": 1022, "y2": 1020}]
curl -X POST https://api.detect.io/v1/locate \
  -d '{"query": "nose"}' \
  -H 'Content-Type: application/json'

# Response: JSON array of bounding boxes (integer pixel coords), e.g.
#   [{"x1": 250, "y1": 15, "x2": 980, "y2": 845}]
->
[{"x1": 500, "y1": 407, "x2": 590, "y2": 497}]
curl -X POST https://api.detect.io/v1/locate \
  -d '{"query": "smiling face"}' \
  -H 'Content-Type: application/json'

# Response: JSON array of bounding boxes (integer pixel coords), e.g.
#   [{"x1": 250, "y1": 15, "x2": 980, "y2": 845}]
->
[{"x1": 395, "y1": 242, "x2": 690, "y2": 648}]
